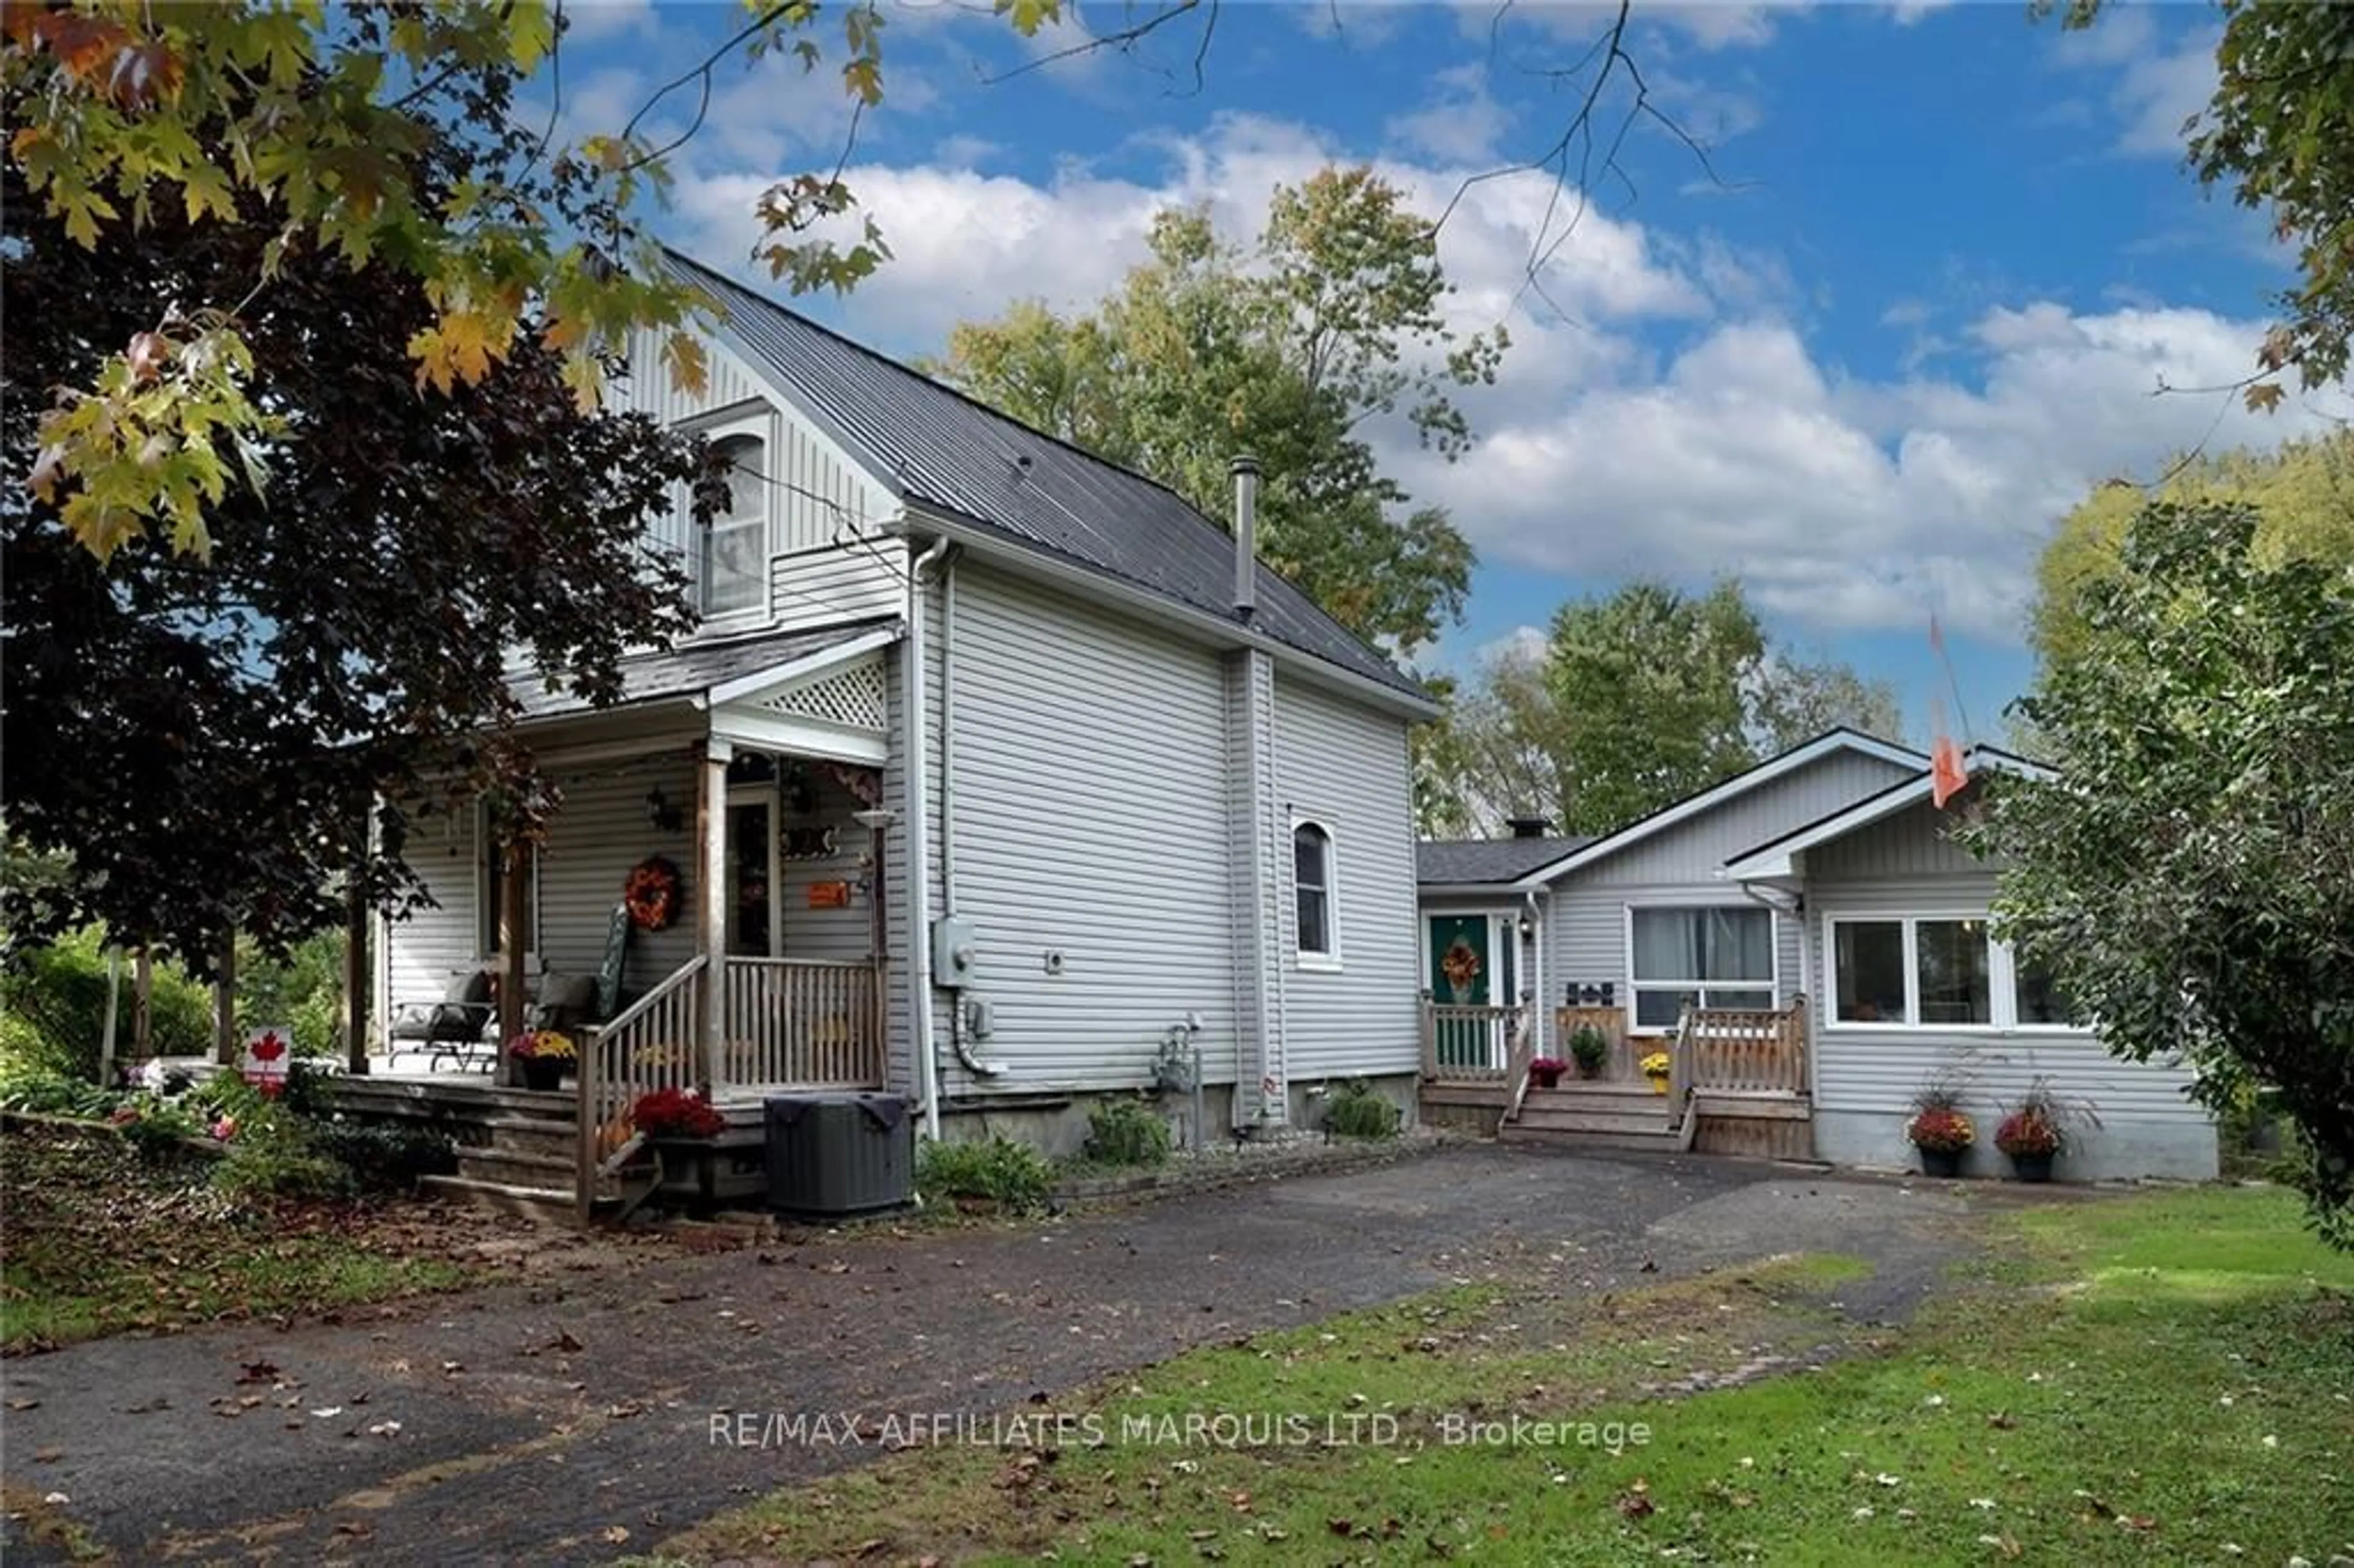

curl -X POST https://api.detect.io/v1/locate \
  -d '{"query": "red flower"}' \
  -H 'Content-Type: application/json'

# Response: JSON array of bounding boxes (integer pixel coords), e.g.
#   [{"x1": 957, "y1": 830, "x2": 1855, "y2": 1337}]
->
[{"x1": 630, "y1": 1087, "x2": 725, "y2": 1140}]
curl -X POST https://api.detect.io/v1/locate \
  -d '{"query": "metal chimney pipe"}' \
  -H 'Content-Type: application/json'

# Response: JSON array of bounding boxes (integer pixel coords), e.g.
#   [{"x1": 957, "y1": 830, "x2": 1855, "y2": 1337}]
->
[{"x1": 1231, "y1": 453, "x2": 1259, "y2": 622}]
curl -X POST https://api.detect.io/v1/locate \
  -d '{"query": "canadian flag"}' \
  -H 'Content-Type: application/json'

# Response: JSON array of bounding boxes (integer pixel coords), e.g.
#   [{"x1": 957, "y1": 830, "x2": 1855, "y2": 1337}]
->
[{"x1": 1930, "y1": 734, "x2": 1969, "y2": 809}]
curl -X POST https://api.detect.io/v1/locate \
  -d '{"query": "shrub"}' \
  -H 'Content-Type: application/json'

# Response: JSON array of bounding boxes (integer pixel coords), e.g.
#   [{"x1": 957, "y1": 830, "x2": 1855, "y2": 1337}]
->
[
  {"x1": 1084, "y1": 1096, "x2": 1172, "y2": 1168},
  {"x1": 916, "y1": 1135, "x2": 1054, "y2": 1212},
  {"x1": 0, "y1": 1063, "x2": 119, "y2": 1119},
  {"x1": 0, "y1": 929, "x2": 211, "y2": 1078},
  {"x1": 1322, "y1": 1080, "x2": 1401, "y2": 1140},
  {"x1": 237, "y1": 931, "x2": 346, "y2": 1057},
  {"x1": 308, "y1": 1122, "x2": 459, "y2": 1193},
  {"x1": 107, "y1": 1096, "x2": 206, "y2": 1160},
  {"x1": 1568, "y1": 1024, "x2": 1609, "y2": 1073}
]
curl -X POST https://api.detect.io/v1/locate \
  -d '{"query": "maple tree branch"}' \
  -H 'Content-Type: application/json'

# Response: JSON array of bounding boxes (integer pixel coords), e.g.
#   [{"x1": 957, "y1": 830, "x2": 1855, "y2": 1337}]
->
[
  {"x1": 973, "y1": 0, "x2": 1215, "y2": 89},
  {"x1": 617, "y1": 1, "x2": 800, "y2": 170}
]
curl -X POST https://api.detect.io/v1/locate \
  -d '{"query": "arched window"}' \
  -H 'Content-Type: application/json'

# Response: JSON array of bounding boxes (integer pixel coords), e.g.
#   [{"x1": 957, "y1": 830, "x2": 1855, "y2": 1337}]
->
[
  {"x1": 1293, "y1": 821, "x2": 1338, "y2": 965},
  {"x1": 701, "y1": 434, "x2": 766, "y2": 616}
]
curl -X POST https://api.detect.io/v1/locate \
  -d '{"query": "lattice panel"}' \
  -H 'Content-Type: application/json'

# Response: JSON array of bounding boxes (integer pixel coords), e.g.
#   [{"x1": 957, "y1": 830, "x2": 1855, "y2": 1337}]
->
[{"x1": 758, "y1": 657, "x2": 886, "y2": 733}]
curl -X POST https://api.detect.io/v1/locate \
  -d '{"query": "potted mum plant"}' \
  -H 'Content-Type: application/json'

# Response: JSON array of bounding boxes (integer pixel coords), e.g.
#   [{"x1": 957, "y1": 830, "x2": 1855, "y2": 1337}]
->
[
  {"x1": 510, "y1": 1029, "x2": 576, "y2": 1092},
  {"x1": 1528, "y1": 1055, "x2": 1568, "y2": 1090},
  {"x1": 1639, "y1": 1049, "x2": 1672, "y2": 1095},
  {"x1": 1995, "y1": 1086, "x2": 2066, "y2": 1182},
  {"x1": 1904, "y1": 1078, "x2": 1974, "y2": 1178},
  {"x1": 1569, "y1": 1023, "x2": 1609, "y2": 1080}
]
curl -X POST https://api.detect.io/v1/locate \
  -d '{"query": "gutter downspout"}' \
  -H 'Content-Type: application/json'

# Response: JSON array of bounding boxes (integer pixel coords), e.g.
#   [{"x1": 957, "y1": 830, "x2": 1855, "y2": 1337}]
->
[
  {"x1": 939, "y1": 548, "x2": 1005, "y2": 1078},
  {"x1": 907, "y1": 536, "x2": 954, "y2": 1140}
]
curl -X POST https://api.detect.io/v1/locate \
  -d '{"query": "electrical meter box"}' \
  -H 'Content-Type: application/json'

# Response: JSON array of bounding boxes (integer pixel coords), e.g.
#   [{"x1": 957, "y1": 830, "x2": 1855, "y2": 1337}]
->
[{"x1": 931, "y1": 916, "x2": 977, "y2": 989}]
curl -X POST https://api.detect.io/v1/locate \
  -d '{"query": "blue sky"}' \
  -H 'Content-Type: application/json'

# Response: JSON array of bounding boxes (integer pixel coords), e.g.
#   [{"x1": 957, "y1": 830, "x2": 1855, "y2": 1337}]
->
[{"x1": 555, "y1": 0, "x2": 2349, "y2": 743}]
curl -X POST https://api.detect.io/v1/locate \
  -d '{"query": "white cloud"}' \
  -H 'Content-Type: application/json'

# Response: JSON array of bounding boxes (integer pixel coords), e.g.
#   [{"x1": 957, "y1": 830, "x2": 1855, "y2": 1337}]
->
[
  {"x1": 1465, "y1": 0, "x2": 1798, "y2": 53},
  {"x1": 559, "y1": 0, "x2": 655, "y2": 43},
  {"x1": 2051, "y1": 8, "x2": 2220, "y2": 158},
  {"x1": 1395, "y1": 303, "x2": 2352, "y2": 643},
  {"x1": 1385, "y1": 63, "x2": 1513, "y2": 166}
]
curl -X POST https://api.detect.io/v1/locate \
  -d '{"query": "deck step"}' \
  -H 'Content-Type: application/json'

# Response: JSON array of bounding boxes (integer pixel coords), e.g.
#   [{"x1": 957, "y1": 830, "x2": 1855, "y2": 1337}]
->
[
  {"x1": 1525, "y1": 1082, "x2": 1674, "y2": 1103},
  {"x1": 419, "y1": 1173, "x2": 584, "y2": 1222},
  {"x1": 1510, "y1": 1106, "x2": 1678, "y2": 1136},
  {"x1": 1499, "y1": 1123, "x2": 1687, "y2": 1154},
  {"x1": 452, "y1": 1149, "x2": 578, "y2": 1189}
]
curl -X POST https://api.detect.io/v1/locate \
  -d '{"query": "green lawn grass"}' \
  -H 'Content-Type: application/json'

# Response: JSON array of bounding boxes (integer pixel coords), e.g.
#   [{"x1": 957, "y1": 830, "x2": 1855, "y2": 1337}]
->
[
  {"x1": 658, "y1": 1188, "x2": 2354, "y2": 1566},
  {"x1": 1, "y1": 1122, "x2": 478, "y2": 1352}
]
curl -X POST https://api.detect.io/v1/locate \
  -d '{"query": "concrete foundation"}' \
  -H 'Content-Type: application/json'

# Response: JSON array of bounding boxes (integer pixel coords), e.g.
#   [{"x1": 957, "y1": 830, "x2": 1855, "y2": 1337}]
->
[
  {"x1": 1814, "y1": 1107, "x2": 2220, "y2": 1182},
  {"x1": 935, "y1": 1074, "x2": 1421, "y2": 1159}
]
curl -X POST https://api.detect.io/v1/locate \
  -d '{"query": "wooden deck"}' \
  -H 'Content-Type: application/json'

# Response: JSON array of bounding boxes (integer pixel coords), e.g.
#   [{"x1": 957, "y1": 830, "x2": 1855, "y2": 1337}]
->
[{"x1": 1418, "y1": 999, "x2": 1813, "y2": 1159}]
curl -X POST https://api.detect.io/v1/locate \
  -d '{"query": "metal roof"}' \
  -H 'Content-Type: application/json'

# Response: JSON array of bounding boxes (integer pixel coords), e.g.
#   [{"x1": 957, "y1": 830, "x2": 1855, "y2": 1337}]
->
[
  {"x1": 662, "y1": 249, "x2": 1430, "y2": 703},
  {"x1": 1417, "y1": 835, "x2": 1596, "y2": 886},
  {"x1": 511, "y1": 618, "x2": 897, "y2": 721}
]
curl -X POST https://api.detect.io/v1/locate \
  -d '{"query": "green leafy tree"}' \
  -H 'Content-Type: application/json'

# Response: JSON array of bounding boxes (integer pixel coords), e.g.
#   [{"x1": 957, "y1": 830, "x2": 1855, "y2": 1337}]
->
[
  {"x1": 2032, "y1": 431, "x2": 2354, "y2": 669},
  {"x1": 2, "y1": 44, "x2": 708, "y2": 969},
  {"x1": 932, "y1": 168, "x2": 1504, "y2": 656},
  {"x1": 1422, "y1": 582, "x2": 1902, "y2": 837},
  {"x1": 4, "y1": 0, "x2": 1062, "y2": 560},
  {"x1": 1546, "y1": 582, "x2": 1766, "y2": 835},
  {"x1": 1964, "y1": 500, "x2": 2354, "y2": 1248}
]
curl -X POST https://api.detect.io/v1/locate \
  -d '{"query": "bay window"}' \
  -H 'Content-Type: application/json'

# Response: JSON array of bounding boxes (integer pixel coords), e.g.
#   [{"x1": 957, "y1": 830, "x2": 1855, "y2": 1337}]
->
[
  {"x1": 1828, "y1": 913, "x2": 2079, "y2": 1029},
  {"x1": 1628, "y1": 905, "x2": 1774, "y2": 1030}
]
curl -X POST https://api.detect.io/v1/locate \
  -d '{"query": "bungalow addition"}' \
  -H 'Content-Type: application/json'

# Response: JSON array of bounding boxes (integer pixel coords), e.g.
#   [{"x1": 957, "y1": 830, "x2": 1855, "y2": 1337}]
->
[
  {"x1": 1415, "y1": 730, "x2": 2218, "y2": 1181},
  {"x1": 365, "y1": 247, "x2": 1437, "y2": 1217}
]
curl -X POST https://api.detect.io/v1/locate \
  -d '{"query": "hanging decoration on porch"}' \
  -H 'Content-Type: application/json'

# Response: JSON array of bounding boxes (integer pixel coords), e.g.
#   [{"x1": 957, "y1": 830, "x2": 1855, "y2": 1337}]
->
[
  {"x1": 821, "y1": 761, "x2": 883, "y2": 810},
  {"x1": 623, "y1": 856, "x2": 683, "y2": 932}
]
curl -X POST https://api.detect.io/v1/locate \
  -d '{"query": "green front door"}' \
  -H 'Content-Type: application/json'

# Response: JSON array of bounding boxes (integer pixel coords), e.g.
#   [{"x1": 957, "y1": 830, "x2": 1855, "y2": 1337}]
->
[{"x1": 1429, "y1": 914, "x2": 1514, "y2": 1070}]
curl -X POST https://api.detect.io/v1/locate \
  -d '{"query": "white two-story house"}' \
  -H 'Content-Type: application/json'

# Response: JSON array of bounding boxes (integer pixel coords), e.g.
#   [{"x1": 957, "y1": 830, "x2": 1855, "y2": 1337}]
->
[{"x1": 373, "y1": 248, "x2": 1438, "y2": 1162}]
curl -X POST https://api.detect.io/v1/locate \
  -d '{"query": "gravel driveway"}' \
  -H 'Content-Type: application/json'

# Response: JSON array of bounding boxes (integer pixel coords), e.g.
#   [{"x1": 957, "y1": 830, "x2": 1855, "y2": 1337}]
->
[{"x1": 1, "y1": 1142, "x2": 2005, "y2": 1564}]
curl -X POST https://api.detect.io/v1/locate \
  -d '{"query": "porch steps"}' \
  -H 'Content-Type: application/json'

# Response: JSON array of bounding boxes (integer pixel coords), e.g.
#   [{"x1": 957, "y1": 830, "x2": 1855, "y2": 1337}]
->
[
  {"x1": 419, "y1": 1173, "x2": 584, "y2": 1222},
  {"x1": 1500, "y1": 1083, "x2": 1683, "y2": 1153}
]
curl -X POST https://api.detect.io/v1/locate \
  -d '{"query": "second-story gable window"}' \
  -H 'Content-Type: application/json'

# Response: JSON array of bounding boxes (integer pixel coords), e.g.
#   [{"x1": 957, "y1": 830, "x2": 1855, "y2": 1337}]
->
[{"x1": 701, "y1": 434, "x2": 767, "y2": 617}]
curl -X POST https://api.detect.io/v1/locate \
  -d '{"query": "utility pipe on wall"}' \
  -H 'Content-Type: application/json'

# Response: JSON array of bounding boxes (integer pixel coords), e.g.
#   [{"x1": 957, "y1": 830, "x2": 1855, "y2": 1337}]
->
[
  {"x1": 906, "y1": 536, "x2": 954, "y2": 1140},
  {"x1": 937, "y1": 550, "x2": 1005, "y2": 1079}
]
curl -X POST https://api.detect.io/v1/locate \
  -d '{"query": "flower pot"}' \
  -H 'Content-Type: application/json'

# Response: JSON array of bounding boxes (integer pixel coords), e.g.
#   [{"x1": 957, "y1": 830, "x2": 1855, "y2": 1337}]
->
[
  {"x1": 1918, "y1": 1147, "x2": 1964, "y2": 1179},
  {"x1": 2008, "y1": 1151, "x2": 2054, "y2": 1184},
  {"x1": 519, "y1": 1056, "x2": 566, "y2": 1092},
  {"x1": 1531, "y1": 1068, "x2": 1563, "y2": 1090},
  {"x1": 1647, "y1": 1075, "x2": 1669, "y2": 1095}
]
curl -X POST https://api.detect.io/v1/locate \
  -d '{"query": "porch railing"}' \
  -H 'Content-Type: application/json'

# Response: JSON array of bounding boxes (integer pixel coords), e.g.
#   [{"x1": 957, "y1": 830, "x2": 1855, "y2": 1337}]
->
[
  {"x1": 1683, "y1": 999, "x2": 1810, "y2": 1095},
  {"x1": 1420, "y1": 1002, "x2": 1526, "y2": 1081},
  {"x1": 719, "y1": 957, "x2": 887, "y2": 1089},
  {"x1": 575, "y1": 954, "x2": 707, "y2": 1225}
]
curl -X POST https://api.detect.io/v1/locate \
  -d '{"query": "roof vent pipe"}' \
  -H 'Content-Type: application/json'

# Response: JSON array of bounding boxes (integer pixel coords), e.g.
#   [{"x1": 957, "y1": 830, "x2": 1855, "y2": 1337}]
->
[
  {"x1": 1507, "y1": 815, "x2": 1552, "y2": 839},
  {"x1": 1231, "y1": 454, "x2": 1259, "y2": 622}
]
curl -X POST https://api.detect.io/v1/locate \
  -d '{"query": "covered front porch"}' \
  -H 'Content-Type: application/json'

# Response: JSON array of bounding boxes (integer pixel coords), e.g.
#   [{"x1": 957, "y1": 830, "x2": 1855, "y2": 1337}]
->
[{"x1": 353, "y1": 622, "x2": 905, "y2": 1220}]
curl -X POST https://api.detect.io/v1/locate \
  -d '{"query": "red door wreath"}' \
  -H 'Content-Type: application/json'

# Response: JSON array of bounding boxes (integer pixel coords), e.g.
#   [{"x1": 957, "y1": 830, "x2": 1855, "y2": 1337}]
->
[{"x1": 623, "y1": 856, "x2": 682, "y2": 931}]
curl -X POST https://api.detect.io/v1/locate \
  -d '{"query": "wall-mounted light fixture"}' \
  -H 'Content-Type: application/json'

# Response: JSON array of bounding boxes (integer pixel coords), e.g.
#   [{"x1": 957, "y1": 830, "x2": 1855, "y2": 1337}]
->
[{"x1": 645, "y1": 787, "x2": 683, "y2": 834}]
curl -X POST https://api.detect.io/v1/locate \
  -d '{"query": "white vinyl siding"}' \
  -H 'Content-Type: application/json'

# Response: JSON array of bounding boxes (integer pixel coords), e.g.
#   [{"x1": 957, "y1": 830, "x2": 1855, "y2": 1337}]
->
[
  {"x1": 937, "y1": 564, "x2": 1236, "y2": 1095},
  {"x1": 380, "y1": 801, "x2": 486, "y2": 1038},
  {"x1": 616, "y1": 323, "x2": 904, "y2": 642},
  {"x1": 1274, "y1": 675, "x2": 1420, "y2": 1081},
  {"x1": 1580, "y1": 750, "x2": 1919, "y2": 888}
]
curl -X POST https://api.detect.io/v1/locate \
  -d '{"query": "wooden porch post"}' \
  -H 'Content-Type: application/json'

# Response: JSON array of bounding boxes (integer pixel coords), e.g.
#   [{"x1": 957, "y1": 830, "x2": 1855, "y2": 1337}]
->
[
  {"x1": 497, "y1": 837, "x2": 528, "y2": 1065},
  {"x1": 131, "y1": 948, "x2": 153, "y2": 1061},
  {"x1": 341, "y1": 825, "x2": 372, "y2": 1076},
  {"x1": 697, "y1": 741, "x2": 728, "y2": 1098},
  {"x1": 212, "y1": 931, "x2": 238, "y2": 1065}
]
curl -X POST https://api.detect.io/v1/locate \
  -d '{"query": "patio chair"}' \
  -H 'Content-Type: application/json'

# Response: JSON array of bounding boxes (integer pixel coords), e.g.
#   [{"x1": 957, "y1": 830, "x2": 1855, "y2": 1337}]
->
[{"x1": 387, "y1": 963, "x2": 495, "y2": 1071}]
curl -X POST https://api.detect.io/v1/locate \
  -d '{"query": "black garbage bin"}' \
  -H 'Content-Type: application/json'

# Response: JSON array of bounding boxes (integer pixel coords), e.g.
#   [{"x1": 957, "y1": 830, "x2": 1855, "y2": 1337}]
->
[{"x1": 765, "y1": 1093, "x2": 914, "y2": 1218}]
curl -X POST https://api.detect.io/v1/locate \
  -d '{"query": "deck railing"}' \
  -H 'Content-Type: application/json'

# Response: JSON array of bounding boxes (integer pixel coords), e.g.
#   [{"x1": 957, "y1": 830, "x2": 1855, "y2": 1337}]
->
[
  {"x1": 719, "y1": 957, "x2": 886, "y2": 1089},
  {"x1": 575, "y1": 955, "x2": 706, "y2": 1224},
  {"x1": 1420, "y1": 1002, "x2": 1526, "y2": 1081},
  {"x1": 1683, "y1": 999, "x2": 1810, "y2": 1094}
]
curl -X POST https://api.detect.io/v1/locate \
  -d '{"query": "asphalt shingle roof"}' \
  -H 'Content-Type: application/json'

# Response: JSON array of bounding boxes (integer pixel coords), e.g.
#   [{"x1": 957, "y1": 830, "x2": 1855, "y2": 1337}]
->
[
  {"x1": 662, "y1": 249, "x2": 1430, "y2": 704},
  {"x1": 1417, "y1": 836, "x2": 1596, "y2": 886},
  {"x1": 512, "y1": 618, "x2": 894, "y2": 721}
]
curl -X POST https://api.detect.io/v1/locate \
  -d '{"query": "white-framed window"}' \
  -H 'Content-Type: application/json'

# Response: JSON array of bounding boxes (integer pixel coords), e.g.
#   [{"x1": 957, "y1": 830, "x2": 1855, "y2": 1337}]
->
[
  {"x1": 700, "y1": 432, "x2": 768, "y2": 617},
  {"x1": 1627, "y1": 905, "x2": 1775, "y2": 1030},
  {"x1": 1293, "y1": 820, "x2": 1339, "y2": 969},
  {"x1": 1826, "y1": 912, "x2": 2081, "y2": 1030}
]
